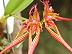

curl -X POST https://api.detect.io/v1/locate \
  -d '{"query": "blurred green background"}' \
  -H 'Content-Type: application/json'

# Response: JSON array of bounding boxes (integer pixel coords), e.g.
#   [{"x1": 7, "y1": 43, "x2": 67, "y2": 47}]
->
[{"x1": 21, "y1": 0, "x2": 72, "y2": 54}]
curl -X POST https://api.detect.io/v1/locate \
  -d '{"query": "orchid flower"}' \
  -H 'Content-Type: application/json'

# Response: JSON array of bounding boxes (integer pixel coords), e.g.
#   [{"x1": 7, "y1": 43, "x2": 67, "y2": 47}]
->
[
  {"x1": 0, "y1": 5, "x2": 41, "y2": 54},
  {"x1": 42, "y1": 0, "x2": 72, "y2": 52},
  {"x1": 28, "y1": 5, "x2": 41, "y2": 54}
]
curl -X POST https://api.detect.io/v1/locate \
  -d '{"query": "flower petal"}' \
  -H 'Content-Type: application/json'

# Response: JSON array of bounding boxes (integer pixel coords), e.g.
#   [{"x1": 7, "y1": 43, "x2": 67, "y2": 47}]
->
[
  {"x1": 56, "y1": 17, "x2": 72, "y2": 22},
  {"x1": 28, "y1": 28, "x2": 40, "y2": 54},
  {"x1": 46, "y1": 26, "x2": 72, "y2": 52},
  {"x1": 29, "y1": 27, "x2": 32, "y2": 49},
  {"x1": 14, "y1": 27, "x2": 27, "y2": 40},
  {"x1": 0, "y1": 32, "x2": 28, "y2": 54}
]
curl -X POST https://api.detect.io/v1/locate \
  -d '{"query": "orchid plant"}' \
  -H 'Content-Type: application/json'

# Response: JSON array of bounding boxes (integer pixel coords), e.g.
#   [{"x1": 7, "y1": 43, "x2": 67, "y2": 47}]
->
[{"x1": 0, "y1": 0, "x2": 72, "y2": 54}]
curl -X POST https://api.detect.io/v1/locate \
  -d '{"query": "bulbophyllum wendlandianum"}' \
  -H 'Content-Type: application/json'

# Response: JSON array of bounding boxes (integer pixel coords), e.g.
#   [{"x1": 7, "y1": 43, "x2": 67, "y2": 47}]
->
[{"x1": 0, "y1": 0, "x2": 72, "y2": 54}]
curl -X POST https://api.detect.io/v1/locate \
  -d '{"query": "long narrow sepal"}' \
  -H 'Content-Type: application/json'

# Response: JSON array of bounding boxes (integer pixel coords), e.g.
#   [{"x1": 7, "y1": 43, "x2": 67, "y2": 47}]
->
[
  {"x1": 28, "y1": 29, "x2": 40, "y2": 54},
  {"x1": 14, "y1": 27, "x2": 27, "y2": 40},
  {"x1": 56, "y1": 17, "x2": 72, "y2": 22},
  {"x1": 45, "y1": 26, "x2": 72, "y2": 52},
  {"x1": 0, "y1": 32, "x2": 28, "y2": 54},
  {"x1": 29, "y1": 27, "x2": 32, "y2": 50}
]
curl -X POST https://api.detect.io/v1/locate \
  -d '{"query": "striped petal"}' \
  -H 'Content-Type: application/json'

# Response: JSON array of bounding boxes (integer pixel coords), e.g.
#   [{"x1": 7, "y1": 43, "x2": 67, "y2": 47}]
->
[
  {"x1": 45, "y1": 26, "x2": 72, "y2": 52},
  {"x1": 28, "y1": 28, "x2": 40, "y2": 54},
  {"x1": 0, "y1": 32, "x2": 28, "y2": 54}
]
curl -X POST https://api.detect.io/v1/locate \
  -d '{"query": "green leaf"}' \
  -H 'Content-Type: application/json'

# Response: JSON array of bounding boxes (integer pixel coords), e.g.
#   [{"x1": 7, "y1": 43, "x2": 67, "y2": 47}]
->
[{"x1": 4, "y1": 0, "x2": 34, "y2": 16}]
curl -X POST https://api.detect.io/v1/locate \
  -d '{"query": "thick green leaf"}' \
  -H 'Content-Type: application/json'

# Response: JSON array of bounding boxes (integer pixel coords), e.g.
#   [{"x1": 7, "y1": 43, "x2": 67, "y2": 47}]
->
[{"x1": 4, "y1": 0, "x2": 34, "y2": 16}]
